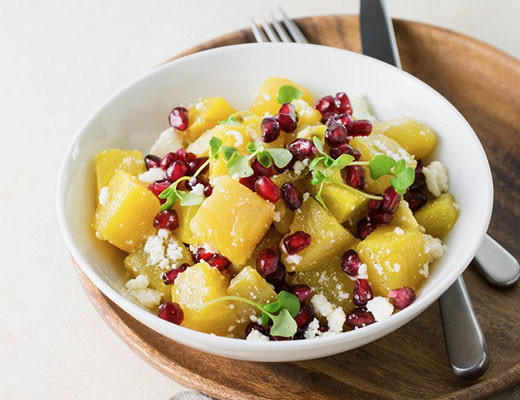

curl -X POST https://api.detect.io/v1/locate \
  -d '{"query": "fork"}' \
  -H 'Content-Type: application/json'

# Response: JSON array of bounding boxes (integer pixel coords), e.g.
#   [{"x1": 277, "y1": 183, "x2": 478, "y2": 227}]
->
[{"x1": 250, "y1": 7, "x2": 491, "y2": 380}]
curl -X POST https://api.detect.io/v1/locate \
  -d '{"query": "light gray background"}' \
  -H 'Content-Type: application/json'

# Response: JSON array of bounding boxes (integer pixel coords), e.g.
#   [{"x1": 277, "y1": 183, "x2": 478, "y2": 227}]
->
[{"x1": 1, "y1": 1, "x2": 518, "y2": 399}]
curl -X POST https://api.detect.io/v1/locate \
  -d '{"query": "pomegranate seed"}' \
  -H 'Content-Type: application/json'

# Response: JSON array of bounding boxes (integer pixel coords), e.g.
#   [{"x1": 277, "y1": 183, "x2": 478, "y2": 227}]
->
[
  {"x1": 330, "y1": 143, "x2": 360, "y2": 160},
  {"x1": 345, "y1": 165, "x2": 365, "y2": 189},
  {"x1": 405, "y1": 191, "x2": 427, "y2": 212},
  {"x1": 349, "y1": 119, "x2": 372, "y2": 136},
  {"x1": 291, "y1": 285, "x2": 313, "y2": 302},
  {"x1": 321, "y1": 111, "x2": 338, "y2": 125},
  {"x1": 283, "y1": 231, "x2": 311, "y2": 254},
  {"x1": 203, "y1": 184, "x2": 213, "y2": 197},
  {"x1": 252, "y1": 158, "x2": 274, "y2": 177},
  {"x1": 256, "y1": 248, "x2": 279, "y2": 277},
  {"x1": 261, "y1": 116, "x2": 281, "y2": 143},
  {"x1": 318, "y1": 323, "x2": 329, "y2": 333},
  {"x1": 168, "y1": 107, "x2": 189, "y2": 131},
  {"x1": 162, "y1": 263, "x2": 189, "y2": 285},
  {"x1": 254, "y1": 176, "x2": 282, "y2": 203},
  {"x1": 369, "y1": 209, "x2": 394, "y2": 225},
  {"x1": 353, "y1": 279, "x2": 373, "y2": 306},
  {"x1": 334, "y1": 92, "x2": 353, "y2": 115},
  {"x1": 388, "y1": 287, "x2": 416, "y2": 310},
  {"x1": 288, "y1": 138, "x2": 317, "y2": 159},
  {"x1": 246, "y1": 322, "x2": 268, "y2": 336},
  {"x1": 165, "y1": 160, "x2": 188, "y2": 182},
  {"x1": 415, "y1": 159, "x2": 424, "y2": 172},
  {"x1": 265, "y1": 263, "x2": 286, "y2": 290},
  {"x1": 175, "y1": 148, "x2": 197, "y2": 163},
  {"x1": 160, "y1": 152, "x2": 177, "y2": 169},
  {"x1": 357, "y1": 217, "x2": 375, "y2": 239},
  {"x1": 153, "y1": 210, "x2": 179, "y2": 230},
  {"x1": 332, "y1": 113, "x2": 354, "y2": 130},
  {"x1": 314, "y1": 95, "x2": 336, "y2": 114},
  {"x1": 281, "y1": 183, "x2": 303, "y2": 210},
  {"x1": 325, "y1": 122, "x2": 349, "y2": 146},
  {"x1": 346, "y1": 307, "x2": 375, "y2": 329},
  {"x1": 207, "y1": 254, "x2": 231, "y2": 271},
  {"x1": 341, "y1": 249, "x2": 361, "y2": 276},
  {"x1": 187, "y1": 157, "x2": 209, "y2": 175},
  {"x1": 276, "y1": 113, "x2": 298, "y2": 132},
  {"x1": 410, "y1": 170, "x2": 426, "y2": 192},
  {"x1": 158, "y1": 302, "x2": 184, "y2": 324},
  {"x1": 239, "y1": 175, "x2": 258, "y2": 191},
  {"x1": 382, "y1": 187, "x2": 401, "y2": 213},
  {"x1": 145, "y1": 154, "x2": 162, "y2": 169},
  {"x1": 279, "y1": 103, "x2": 297, "y2": 115},
  {"x1": 148, "y1": 180, "x2": 171, "y2": 198},
  {"x1": 294, "y1": 305, "x2": 314, "y2": 328},
  {"x1": 368, "y1": 199, "x2": 382, "y2": 211},
  {"x1": 195, "y1": 247, "x2": 214, "y2": 262}
]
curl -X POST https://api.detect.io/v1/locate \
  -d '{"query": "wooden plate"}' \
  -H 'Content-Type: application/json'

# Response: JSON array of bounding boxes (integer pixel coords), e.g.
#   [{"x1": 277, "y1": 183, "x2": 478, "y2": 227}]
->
[{"x1": 76, "y1": 16, "x2": 520, "y2": 400}]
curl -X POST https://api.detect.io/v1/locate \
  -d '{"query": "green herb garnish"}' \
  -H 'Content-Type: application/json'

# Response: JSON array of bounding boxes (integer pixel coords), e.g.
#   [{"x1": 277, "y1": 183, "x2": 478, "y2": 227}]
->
[
  {"x1": 204, "y1": 291, "x2": 300, "y2": 337},
  {"x1": 276, "y1": 85, "x2": 303, "y2": 104},
  {"x1": 368, "y1": 155, "x2": 415, "y2": 194}
]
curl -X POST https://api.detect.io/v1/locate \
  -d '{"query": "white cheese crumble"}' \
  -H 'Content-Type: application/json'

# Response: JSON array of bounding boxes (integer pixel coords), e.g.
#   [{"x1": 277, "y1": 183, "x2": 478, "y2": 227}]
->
[
  {"x1": 191, "y1": 183, "x2": 205, "y2": 197},
  {"x1": 144, "y1": 230, "x2": 186, "y2": 270},
  {"x1": 418, "y1": 263, "x2": 429, "y2": 278},
  {"x1": 166, "y1": 241, "x2": 184, "y2": 263},
  {"x1": 125, "y1": 274, "x2": 149, "y2": 290},
  {"x1": 310, "y1": 294, "x2": 334, "y2": 318},
  {"x1": 273, "y1": 211, "x2": 281, "y2": 222},
  {"x1": 284, "y1": 253, "x2": 302, "y2": 265},
  {"x1": 150, "y1": 127, "x2": 183, "y2": 158},
  {"x1": 293, "y1": 158, "x2": 309, "y2": 176},
  {"x1": 98, "y1": 186, "x2": 109, "y2": 206},
  {"x1": 394, "y1": 227, "x2": 404, "y2": 235},
  {"x1": 125, "y1": 274, "x2": 162, "y2": 308},
  {"x1": 357, "y1": 263, "x2": 369, "y2": 279},
  {"x1": 423, "y1": 161, "x2": 449, "y2": 197},
  {"x1": 327, "y1": 307, "x2": 346, "y2": 333},
  {"x1": 138, "y1": 167, "x2": 165, "y2": 183},
  {"x1": 366, "y1": 297, "x2": 394, "y2": 322},
  {"x1": 246, "y1": 329, "x2": 270, "y2": 342},
  {"x1": 423, "y1": 234, "x2": 447, "y2": 262},
  {"x1": 350, "y1": 94, "x2": 380, "y2": 124},
  {"x1": 304, "y1": 318, "x2": 320, "y2": 339},
  {"x1": 302, "y1": 192, "x2": 310, "y2": 202}
]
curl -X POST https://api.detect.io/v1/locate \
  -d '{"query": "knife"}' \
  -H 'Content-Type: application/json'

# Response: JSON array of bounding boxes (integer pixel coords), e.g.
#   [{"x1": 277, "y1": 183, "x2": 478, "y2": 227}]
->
[{"x1": 359, "y1": 0, "x2": 490, "y2": 380}]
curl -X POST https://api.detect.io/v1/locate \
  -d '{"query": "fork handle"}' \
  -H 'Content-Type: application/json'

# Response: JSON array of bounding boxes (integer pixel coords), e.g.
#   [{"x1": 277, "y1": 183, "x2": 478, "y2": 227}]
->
[
  {"x1": 439, "y1": 276, "x2": 490, "y2": 379},
  {"x1": 474, "y1": 234, "x2": 520, "y2": 286}
]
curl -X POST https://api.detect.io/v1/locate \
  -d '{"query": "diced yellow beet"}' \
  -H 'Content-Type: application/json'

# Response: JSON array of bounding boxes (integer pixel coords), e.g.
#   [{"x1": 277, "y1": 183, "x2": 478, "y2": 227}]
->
[
  {"x1": 184, "y1": 97, "x2": 236, "y2": 143},
  {"x1": 242, "y1": 227, "x2": 284, "y2": 273},
  {"x1": 250, "y1": 77, "x2": 314, "y2": 116},
  {"x1": 124, "y1": 230, "x2": 192, "y2": 301},
  {"x1": 293, "y1": 99, "x2": 322, "y2": 127},
  {"x1": 356, "y1": 226, "x2": 429, "y2": 296},
  {"x1": 228, "y1": 266, "x2": 277, "y2": 321},
  {"x1": 306, "y1": 182, "x2": 368, "y2": 224},
  {"x1": 350, "y1": 134, "x2": 416, "y2": 194},
  {"x1": 190, "y1": 175, "x2": 274, "y2": 265},
  {"x1": 414, "y1": 193, "x2": 459, "y2": 239},
  {"x1": 389, "y1": 200, "x2": 421, "y2": 231},
  {"x1": 208, "y1": 124, "x2": 253, "y2": 181},
  {"x1": 376, "y1": 117, "x2": 436, "y2": 159},
  {"x1": 95, "y1": 149, "x2": 145, "y2": 194},
  {"x1": 172, "y1": 203, "x2": 200, "y2": 245},
  {"x1": 93, "y1": 170, "x2": 159, "y2": 252},
  {"x1": 290, "y1": 123, "x2": 327, "y2": 147},
  {"x1": 171, "y1": 262, "x2": 238, "y2": 336},
  {"x1": 288, "y1": 256, "x2": 355, "y2": 311},
  {"x1": 281, "y1": 198, "x2": 356, "y2": 272}
]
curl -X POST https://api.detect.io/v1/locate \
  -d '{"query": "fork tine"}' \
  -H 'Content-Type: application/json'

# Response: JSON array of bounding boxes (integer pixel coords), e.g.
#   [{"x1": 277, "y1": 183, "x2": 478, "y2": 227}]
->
[
  {"x1": 278, "y1": 7, "x2": 309, "y2": 43},
  {"x1": 250, "y1": 18, "x2": 268, "y2": 43},
  {"x1": 269, "y1": 10, "x2": 292, "y2": 42},
  {"x1": 260, "y1": 15, "x2": 280, "y2": 42}
]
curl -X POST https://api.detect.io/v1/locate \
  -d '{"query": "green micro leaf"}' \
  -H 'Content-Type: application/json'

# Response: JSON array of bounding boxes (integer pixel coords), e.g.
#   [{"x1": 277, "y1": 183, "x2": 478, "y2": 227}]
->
[
  {"x1": 311, "y1": 170, "x2": 327, "y2": 185},
  {"x1": 392, "y1": 159, "x2": 406, "y2": 175},
  {"x1": 309, "y1": 156, "x2": 325, "y2": 170},
  {"x1": 312, "y1": 136, "x2": 325, "y2": 154},
  {"x1": 269, "y1": 308, "x2": 298, "y2": 337},
  {"x1": 257, "y1": 151, "x2": 273, "y2": 168},
  {"x1": 331, "y1": 154, "x2": 355, "y2": 169},
  {"x1": 227, "y1": 152, "x2": 254, "y2": 178},
  {"x1": 246, "y1": 141, "x2": 258, "y2": 154},
  {"x1": 275, "y1": 291, "x2": 300, "y2": 317},
  {"x1": 209, "y1": 136, "x2": 223, "y2": 159},
  {"x1": 276, "y1": 85, "x2": 303, "y2": 104},
  {"x1": 391, "y1": 166, "x2": 415, "y2": 195},
  {"x1": 322, "y1": 156, "x2": 334, "y2": 168},
  {"x1": 220, "y1": 145, "x2": 238, "y2": 161},
  {"x1": 178, "y1": 190, "x2": 204, "y2": 206},
  {"x1": 219, "y1": 113, "x2": 240, "y2": 125},
  {"x1": 369, "y1": 155, "x2": 397, "y2": 180},
  {"x1": 265, "y1": 148, "x2": 293, "y2": 168},
  {"x1": 314, "y1": 182, "x2": 328, "y2": 210}
]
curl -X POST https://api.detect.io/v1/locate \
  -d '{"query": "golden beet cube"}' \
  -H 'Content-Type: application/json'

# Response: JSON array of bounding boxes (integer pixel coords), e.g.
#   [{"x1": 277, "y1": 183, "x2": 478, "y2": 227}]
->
[
  {"x1": 172, "y1": 203, "x2": 200, "y2": 245},
  {"x1": 95, "y1": 149, "x2": 146, "y2": 194},
  {"x1": 288, "y1": 256, "x2": 355, "y2": 312},
  {"x1": 356, "y1": 226, "x2": 429, "y2": 296},
  {"x1": 190, "y1": 175, "x2": 274, "y2": 265},
  {"x1": 293, "y1": 99, "x2": 322, "y2": 127},
  {"x1": 376, "y1": 117, "x2": 436, "y2": 159},
  {"x1": 250, "y1": 77, "x2": 314, "y2": 116},
  {"x1": 350, "y1": 134, "x2": 416, "y2": 194},
  {"x1": 171, "y1": 262, "x2": 238, "y2": 336},
  {"x1": 281, "y1": 198, "x2": 356, "y2": 272},
  {"x1": 124, "y1": 230, "x2": 192, "y2": 301},
  {"x1": 93, "y1": 170, "x2": 160, "y2": 252},
  {"x1": 228, "y1": 266, "x2": 277, "y2": 322},
  {"x1": 415, "y1": 193, "x2": 459, "y2": 239},
  {"x1": 390, "y1": 200, "x2": 421, "y2": 231},
  {"x1": 184, "y1": 97, "x2": 236, "y2": 143}
]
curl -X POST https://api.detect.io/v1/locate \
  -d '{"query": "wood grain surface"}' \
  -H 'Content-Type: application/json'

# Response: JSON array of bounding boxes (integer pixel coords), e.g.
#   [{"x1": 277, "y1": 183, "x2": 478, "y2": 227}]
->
[{"x1": 76, "y1": 16, "x2": 520, "y2": 400}]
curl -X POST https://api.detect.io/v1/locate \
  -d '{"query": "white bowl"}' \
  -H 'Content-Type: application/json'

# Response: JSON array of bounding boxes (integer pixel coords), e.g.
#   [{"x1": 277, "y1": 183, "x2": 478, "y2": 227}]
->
[{"x1": 57, "y1": 43, "x2": 493, "y2": 362}]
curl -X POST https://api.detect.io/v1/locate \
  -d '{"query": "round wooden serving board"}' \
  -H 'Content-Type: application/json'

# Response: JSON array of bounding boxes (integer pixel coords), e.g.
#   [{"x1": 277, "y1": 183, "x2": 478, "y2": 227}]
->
[{"x1": 76, "y1": 16, "x2": 520, "y2": 400}]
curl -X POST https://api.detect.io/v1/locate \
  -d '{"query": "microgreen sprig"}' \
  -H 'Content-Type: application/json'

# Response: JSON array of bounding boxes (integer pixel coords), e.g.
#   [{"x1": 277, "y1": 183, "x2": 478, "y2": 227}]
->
[
  {"x1": 369, "y1": 155, "x2": 415, "y2": 195},
  {"x1": 204, "y1": 291, "x2": 300, "y2": 337},
  {"x1": 277, "y1": 85, "x2": 303, "y2": 104}
]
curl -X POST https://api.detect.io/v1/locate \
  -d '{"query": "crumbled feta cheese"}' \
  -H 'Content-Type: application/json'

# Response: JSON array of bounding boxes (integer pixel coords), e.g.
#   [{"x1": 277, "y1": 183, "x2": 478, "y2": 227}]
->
[
  {"x1": 98, "y1": 186, "x2": 109, "y2": 206},
  {"x1": 273, "y1": 211, "x2": 281, "y2": 222},
  {"x1": 246, "y1": 329, "x2": 270, "y2": 342},
  {"x1": 327, "y1": 307, "x2": 346, "y2": 333},
  {"x1": 125, "y1": 274, "x2": 149, "y2": 290},
  {"x1": 366, "y1": 296, "x2": 394, "y2": 322},
  {"x1": 129, "y1": 288, "x2": 162, "y2": 308},
  {"x1": 191, "y1": 183, "x2": 205, "y2": 197},
  {"x1": 302, "y1": 192, "x2": 310, "y2": 202},
  {"x1": 144, "y1": 235, "x2": 165, "y2": 265},
  {"x1": 357, "y1": 263, "x2": 369, "y2": 279},
  {"x1": 418, "y1": 263, "x2": 429, "y2": 278},
  {"x1": 138, "y1": 167, "x2": 165, "y2": 183},
  {"x1": 423, "y1": 234, "x2": 447, "y2": 262},
  {"x1": 394, "y1": 227, "x2": 404, "y2": 235},
  {"x1": 249, "y1": 314, "x2": 262, "y2": 324},
  {"x1": 167, "y1": 241, "x2": 184, "y2": 263},
  {"x1": 304, "y1": 318, "x2": 320, "y2": 339},
  {"x1": 150, "y1": 127, "x2": 183, "y2": 157},
  {"x1": 226, "y1": 130, "x2": 243, "y2": 146},
  {"x1": 310, "y1": 294, "x2": 334, "y2": 318},
  {"x1": 285, "y1": 253, "x2": 302, "y2": 265},
  {"x1": 350, "y1": 95, "x2": 380, "y2": 124},
  {"x1": 423, "y1": 161, "x2": 449, "y2": 197},
  {"x1": 293, "y1": 158, "x2": 309, "y2": 176},
  {"x1": 373, "y1": 263, "x2": 384, "y2": 275}
]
